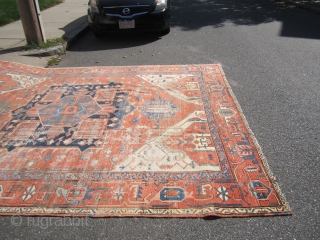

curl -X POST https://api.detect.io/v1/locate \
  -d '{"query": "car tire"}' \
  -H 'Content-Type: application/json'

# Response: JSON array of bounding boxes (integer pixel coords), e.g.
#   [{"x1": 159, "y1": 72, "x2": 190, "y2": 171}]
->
[{"x1": 160, "y1": 27, "x2": 170, "y2": 36}]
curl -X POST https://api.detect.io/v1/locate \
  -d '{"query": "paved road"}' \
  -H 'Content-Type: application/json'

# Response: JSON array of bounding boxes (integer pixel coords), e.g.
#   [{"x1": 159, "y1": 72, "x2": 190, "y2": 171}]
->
[{"x1": 2, "y1": 0, "x2": 320, "y2": 239}]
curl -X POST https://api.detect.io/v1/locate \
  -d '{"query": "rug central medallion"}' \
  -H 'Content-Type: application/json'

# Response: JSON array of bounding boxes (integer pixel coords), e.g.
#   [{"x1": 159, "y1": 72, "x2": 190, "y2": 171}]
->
[{"x1": 0, "y1": 62, "x2": 291, "y2": 218}]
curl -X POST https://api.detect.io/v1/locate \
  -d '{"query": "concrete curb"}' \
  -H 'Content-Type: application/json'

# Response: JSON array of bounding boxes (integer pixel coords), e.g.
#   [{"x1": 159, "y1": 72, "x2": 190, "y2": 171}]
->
[
  {"x1": 282, "y1": 0, "x2": 320, "y2": 14},
  {"x1": 19, "y1": 44, "x2": 66, "y2": 57},
  {"x1": 64, "y1": 22, "x2": 90, "y2": 50},
  {"x1": 19, "y1": 23, "x2": 90, "y2": 57}
]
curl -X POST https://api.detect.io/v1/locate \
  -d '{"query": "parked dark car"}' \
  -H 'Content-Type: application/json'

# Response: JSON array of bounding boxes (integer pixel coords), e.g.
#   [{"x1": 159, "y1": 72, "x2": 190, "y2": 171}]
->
[{"x1": 87, "y1": 0, "x2": 171, "y2": 37}]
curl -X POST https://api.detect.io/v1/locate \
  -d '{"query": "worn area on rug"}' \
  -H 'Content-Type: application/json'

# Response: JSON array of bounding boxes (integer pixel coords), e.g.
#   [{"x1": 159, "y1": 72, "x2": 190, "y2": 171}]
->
[{"x1": 0, "y1": 61, "x2": 292, "y2": 217}]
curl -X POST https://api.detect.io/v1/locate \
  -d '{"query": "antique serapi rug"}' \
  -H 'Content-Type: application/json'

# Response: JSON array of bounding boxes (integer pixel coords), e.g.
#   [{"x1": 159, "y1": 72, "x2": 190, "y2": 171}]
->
[{"x1": 0, "y1": 61, "x2": 292, "y2": 217}]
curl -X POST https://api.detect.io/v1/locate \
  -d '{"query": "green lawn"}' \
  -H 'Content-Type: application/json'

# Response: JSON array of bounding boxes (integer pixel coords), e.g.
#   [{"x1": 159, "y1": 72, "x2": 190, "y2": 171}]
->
[{"x1": 0, "y1": 0, "x2": 63, "y2": 27}]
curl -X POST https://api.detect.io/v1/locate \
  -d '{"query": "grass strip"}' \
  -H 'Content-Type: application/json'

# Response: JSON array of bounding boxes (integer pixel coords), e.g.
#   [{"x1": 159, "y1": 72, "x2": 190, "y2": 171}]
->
[
  {"x1": 23, "y1": 37, "x2": 66, "y2": 50},
  {"x1": 0, "y1": 0, "x2": 63, "y2": 27}
]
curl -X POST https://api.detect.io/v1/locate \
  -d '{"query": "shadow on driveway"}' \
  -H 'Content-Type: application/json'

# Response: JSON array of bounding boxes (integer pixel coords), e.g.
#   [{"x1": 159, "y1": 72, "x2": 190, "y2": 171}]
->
[
  {"x1": 65, "y1": 0, "x2": 320, "y2": 54},
  {"x1": 170, "y1": 0, "x2": 320, "y2": 39}
]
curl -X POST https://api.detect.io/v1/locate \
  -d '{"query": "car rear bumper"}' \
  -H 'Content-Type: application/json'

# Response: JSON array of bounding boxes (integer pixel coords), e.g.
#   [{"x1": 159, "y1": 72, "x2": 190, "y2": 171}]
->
[{"x1": 88, "y1": 9, "x2": 170, "y2": 33}]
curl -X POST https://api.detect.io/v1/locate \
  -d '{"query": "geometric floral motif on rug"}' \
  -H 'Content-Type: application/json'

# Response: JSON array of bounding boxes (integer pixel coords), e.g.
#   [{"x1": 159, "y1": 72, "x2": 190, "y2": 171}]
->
[{"x1": 0, "y1": 61, "x2": 292, "y2": 217}]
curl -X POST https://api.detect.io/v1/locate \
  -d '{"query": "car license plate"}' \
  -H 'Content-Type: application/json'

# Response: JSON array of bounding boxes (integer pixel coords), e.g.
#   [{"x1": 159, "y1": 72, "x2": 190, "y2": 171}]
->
[{"x1": 119, "y1": 20, "x2": 135, "y2": 29}]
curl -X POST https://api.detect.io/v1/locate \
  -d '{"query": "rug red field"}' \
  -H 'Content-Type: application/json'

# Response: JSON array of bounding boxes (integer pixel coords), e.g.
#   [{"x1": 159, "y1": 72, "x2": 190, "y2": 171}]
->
[{"x1": 0, "y1": 61, "x2": 291, "y2": 217}]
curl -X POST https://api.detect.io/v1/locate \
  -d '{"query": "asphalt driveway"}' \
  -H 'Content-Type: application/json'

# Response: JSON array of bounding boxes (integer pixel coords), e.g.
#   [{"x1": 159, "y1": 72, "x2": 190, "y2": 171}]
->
[{"x1": 1, "y1": 0, "x2": 319, "y2": 239}]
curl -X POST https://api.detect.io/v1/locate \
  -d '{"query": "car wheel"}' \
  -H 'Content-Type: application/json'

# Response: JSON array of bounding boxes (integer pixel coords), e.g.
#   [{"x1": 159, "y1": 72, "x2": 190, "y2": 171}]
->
[{"x1": 160, "y1": 27, "x2": 170, "y2": 36}]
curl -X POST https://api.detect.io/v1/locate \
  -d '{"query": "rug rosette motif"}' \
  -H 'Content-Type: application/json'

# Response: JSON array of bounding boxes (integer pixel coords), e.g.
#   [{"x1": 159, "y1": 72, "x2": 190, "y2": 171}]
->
[{"x1": 0, "y1": 61, "x2": 292, "y2": 217}]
